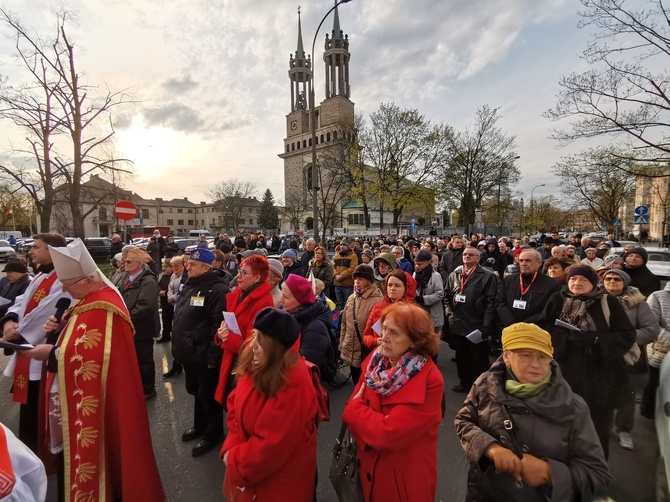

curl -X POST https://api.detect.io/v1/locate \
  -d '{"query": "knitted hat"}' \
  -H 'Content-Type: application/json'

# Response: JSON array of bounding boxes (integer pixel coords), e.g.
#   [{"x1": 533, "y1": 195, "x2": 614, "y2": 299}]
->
[
  {"x1": 414, "y1": 249, "x2": 433, "y2": 263},
  {"x1": 604, "y1": 254, "x2": 623, "y2": 267},
  {"x1": 268, "y1": 258, "x2": 284, "y2": 280},
  {"x1": 4, "y1": 260, "x2": 27, "y2": 274},
  {"x1": 219, "y1": 243, "x2": 233, "y2": 254},
  {"x1": 625, "y1": 247, "x2": 648, "y2": 264},
  {"x1": 352, "y1": 264, "x2": 375, "y2": 284},
  {"x1": 189, "y1": 248, "x2": 215, "y2": 265},
  {"x1": 253, "y1": 307, "x2": 300, "y2": 348},
  {"x1": 603, "y1": 268, "x2": 631, "y2": 287},
  {"x1": 234, "y1": 237, "x2": 246, "y2": 249},
  {"x1": 339, "y1": 238, "x2": 351, "y2": 249},
  {"x1": 284, "y1": 274, "x2": 316, "y2": 305},
  {"x1": 362, "y1": 249, "x2": 374, "y2": 261},
  {"x1": 502, "y1": 322, "x2": 554, "y2": 358},
  {"x1": 566, "y1": 265, "x2": 599, "y2": 287},
  {"x1": 281, "y1": 248, "x2": 298, "y2": 262}
]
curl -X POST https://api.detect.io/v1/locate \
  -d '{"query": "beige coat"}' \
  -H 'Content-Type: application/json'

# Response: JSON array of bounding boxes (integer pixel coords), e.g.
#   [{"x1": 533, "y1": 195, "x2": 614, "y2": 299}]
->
[{"x1": 339, "y1": 285, "x2": 383, "y2": 368}]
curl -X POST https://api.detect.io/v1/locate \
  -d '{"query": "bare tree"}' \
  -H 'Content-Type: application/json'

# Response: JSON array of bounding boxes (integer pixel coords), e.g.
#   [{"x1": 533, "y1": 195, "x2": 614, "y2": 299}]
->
[
  {"x1": 208, "y1": 179, "x2": 257, "y2": 233},
  {"x1": 437, "y1": 105, "x2": 519, "y2": 235},
  {"x1": 0, "y1": 9, "x2": 133, "y2": 236},
  {"x1": 552, "y1": 147, "x2": 636, "y2": 231},
  {"x1": 360, "y1": 102, "x2": 452, "y2": 228},
  {"x1": 545, "y1": 0, "x2": 670, "y2": 171},
  {"x1": 282, "y1": 190, "x2": 308, "y2": 232}
]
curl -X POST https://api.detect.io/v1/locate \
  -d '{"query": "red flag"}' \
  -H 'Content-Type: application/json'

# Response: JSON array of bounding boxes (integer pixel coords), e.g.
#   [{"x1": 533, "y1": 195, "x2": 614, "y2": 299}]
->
[{"x1": 4, "y1": 208, "x2": 11, "y2": 215}]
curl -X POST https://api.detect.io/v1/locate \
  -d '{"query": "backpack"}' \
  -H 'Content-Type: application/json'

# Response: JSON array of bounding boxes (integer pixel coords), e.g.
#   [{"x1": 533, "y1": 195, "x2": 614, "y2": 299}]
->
[
  {"x1": 320, "y1": 328, "x2": 340, "y2": 385},
  {"x1": 304, "y1": 359, "x2": 330, "y2": 424}
]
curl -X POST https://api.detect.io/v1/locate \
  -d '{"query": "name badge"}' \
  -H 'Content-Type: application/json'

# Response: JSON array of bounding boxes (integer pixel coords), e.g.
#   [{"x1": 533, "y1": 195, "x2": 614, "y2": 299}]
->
[
  {"x1": 190, "y1": 296, "x2": 205, "y2": 307},
  {"x1": 455, "y1": 294, "x2": 467, "y2": 303},
  {"x1": 513, "y1": 299, "x2": 527, "y2": 310}
]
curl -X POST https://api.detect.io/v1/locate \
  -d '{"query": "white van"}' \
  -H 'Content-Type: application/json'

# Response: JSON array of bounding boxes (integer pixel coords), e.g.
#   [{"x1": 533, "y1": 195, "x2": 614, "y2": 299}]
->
[
  {"x1": 0, "y1": 231, "x2": 23, "y2": 240},
  {"x1": 189, "y1": 229, "x2": 213, "y2": 238}
]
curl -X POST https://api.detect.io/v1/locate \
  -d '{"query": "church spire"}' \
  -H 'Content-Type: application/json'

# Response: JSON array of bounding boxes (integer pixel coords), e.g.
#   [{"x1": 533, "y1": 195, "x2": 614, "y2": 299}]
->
[
  {"x1": 332, "y1": 0, "x2": 342, "y2": 39},
  {"x1": 296, "y1": 7, "x2": 305, "y2": 58}
]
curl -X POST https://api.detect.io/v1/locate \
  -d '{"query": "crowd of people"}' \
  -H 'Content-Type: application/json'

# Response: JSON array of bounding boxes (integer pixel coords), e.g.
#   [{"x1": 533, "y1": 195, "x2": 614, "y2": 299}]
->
[{"x1": 0, "y1": 228, "x2": 668, "y2": 501}]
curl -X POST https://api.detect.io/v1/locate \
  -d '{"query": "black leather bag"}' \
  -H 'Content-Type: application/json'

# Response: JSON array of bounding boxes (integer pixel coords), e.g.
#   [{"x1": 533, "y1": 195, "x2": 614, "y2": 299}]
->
[{"x1": 329, "y1": 423, "x2": 364, "y2": 502}]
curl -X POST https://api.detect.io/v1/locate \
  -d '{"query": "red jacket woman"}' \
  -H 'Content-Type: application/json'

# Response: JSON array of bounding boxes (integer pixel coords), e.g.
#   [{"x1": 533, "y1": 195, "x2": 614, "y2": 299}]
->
[
  {"x1": 343, "y1": 302, "x2": 444, "y2": 502},
  {"x1": 221, "y1": 308, "x2": 318, "y2": 501},
  {"x1": 363, "y1": 270, "x2": 416, "y2": 348},
  {"x1": 214, "y1": 255, "x2": 274, "y2": 403}
]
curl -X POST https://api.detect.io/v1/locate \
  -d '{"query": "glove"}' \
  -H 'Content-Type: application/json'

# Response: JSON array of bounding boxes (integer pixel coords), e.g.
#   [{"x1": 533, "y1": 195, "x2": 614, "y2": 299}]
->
[
  {"x1": 415, "y1": 295, "x2": 424, "y2": 304},
  {"x1": 486, "y1": 445, "x2": 522, "y2": 481}
]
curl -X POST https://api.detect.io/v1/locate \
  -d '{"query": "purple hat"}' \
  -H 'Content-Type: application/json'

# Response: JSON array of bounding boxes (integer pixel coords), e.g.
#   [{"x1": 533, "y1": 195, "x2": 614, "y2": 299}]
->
[
  {"x1": 284, "y1": 274, "x2": 316, "y2": 305},
  {"x1": 566, "y1": 265, "x2": 599, "y2": 287}
]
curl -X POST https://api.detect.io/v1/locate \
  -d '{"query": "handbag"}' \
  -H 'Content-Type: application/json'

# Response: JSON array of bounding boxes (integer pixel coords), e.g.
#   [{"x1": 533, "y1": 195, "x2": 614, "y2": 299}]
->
[{"x1": 329, "y1": 423, "x2": 364, "y2": 502}]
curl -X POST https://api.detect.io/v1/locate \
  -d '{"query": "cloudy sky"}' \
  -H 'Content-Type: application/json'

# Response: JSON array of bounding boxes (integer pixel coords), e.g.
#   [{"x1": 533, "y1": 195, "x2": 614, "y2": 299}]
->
[{"x1": 0, "y1": 0, "x2": 614, "y2": 206}]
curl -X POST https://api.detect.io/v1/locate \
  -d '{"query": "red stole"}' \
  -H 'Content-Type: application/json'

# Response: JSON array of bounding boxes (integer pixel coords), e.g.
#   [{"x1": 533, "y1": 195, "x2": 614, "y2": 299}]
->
[
  {"x1": 13, "y1": 272, "x2": 59, "y2": 404},
  {"x1": 0, "y1": 426, "x2": 16, "y2": 498}
]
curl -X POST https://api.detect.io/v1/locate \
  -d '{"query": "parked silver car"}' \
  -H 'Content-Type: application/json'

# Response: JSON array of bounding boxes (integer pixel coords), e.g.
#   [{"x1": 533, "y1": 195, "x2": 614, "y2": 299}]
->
[{"x1": 0, "y1": 240, "x2": 17, "y2": 262}]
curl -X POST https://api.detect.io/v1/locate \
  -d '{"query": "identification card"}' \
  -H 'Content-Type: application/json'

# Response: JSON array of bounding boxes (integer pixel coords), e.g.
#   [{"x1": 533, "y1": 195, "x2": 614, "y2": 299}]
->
[
  {"x1": 190, "y1": 296, "x2": 205, "y2": 307},
  {"x1": 455, "y1": 294, "x2": 466, "y2": 303},
  {"x1": 513, "y1": 299, "x2": 527, "y2": 310}
]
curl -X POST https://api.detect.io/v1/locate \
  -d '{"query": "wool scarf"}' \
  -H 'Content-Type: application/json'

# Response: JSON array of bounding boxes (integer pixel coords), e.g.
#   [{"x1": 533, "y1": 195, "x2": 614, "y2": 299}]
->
[
  {"x1": 415, "y1": 262, "x2": 434, "y2": 293},
  {"x1": 365, "y1": 349, "x2": 427, "y2": 397},
  {"x1": 505, "y1": 371, "x2": 552, "y2": 398},
  {"x1": 559, "y1": 288, "x2": 603, "y2": 331}
]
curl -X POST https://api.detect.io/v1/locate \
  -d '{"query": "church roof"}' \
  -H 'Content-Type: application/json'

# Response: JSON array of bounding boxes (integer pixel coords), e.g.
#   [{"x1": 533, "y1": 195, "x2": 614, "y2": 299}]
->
[
  {"x1": 296, "y1": 9, "x2": 305, "y2": 58},
  {"x1": 332, "y1": 0, "x2": 342, "y2": 39}
]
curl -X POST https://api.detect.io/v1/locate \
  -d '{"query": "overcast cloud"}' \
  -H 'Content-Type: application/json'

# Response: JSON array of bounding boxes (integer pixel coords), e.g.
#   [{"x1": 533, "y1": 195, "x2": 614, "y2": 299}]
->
[{"x1": 0, "y1": 0, "x2": 618, "y2": 204}]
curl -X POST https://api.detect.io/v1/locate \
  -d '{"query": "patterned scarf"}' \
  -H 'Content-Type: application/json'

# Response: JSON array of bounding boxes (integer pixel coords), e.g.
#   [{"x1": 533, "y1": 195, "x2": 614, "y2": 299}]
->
[
  {"x1": 365, "y1": 349, "x2": 427, "y2": 397},
  {"x1": 559, "y1": 288, "x2": 603, "y2": 331}
]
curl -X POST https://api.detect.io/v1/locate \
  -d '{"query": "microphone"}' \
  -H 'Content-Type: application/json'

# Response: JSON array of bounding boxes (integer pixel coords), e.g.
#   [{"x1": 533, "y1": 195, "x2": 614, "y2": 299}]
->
[{"x1": 45, "y1": 298, "x2": 72, "y2": 344}]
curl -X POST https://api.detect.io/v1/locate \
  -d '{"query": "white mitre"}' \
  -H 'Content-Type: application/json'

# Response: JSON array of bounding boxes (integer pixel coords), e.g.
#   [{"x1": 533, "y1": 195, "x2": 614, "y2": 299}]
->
[{"x1": 48, "y1": 238, "x2": 98, "y2": 280}]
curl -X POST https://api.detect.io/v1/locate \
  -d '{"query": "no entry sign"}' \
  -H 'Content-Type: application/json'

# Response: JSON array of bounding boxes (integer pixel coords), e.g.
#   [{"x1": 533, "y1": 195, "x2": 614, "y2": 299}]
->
[{"x1": 114, "y1": 200, "x2": 138, "y2": 221}]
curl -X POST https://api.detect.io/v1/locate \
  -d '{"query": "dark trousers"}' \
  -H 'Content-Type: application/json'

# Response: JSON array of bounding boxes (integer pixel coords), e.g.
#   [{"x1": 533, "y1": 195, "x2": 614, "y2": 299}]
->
[
  {"x1": 454, "y1": 335, "x2": 491, "y2": 390},
  {"x1": 589, "y1": 405, "x2": 614, "y2": 460},
  {"x1": 18, "y1": 380, "x2": 41, "y2": 454},
  {"x1": 134, "y1": 338, "x2": 156, "y2": 394},
  {"x1": 183, "y1": 363, "x2": 223, "y2": 441},
  {"x1": 161, "y1": 303, "x2": 174, "y2": 339},
  {"x1": 614, "y1": 388, "x2": 636, "y2": 433},
  {"x1": 641, "y1": 365, "x2": 660, "y2": 419},
  {"x1": 350, "y1": 365, "x2": 362, "y2": 385}
]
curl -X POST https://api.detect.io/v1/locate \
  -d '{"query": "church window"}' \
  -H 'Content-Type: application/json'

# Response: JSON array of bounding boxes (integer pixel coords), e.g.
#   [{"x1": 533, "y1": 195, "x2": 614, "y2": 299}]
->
[
  {"x1": 333, "y1": 131, "x2": 338, "y2": 140},
  {"x1": 303, "y1": 140, "x2": 307, "y2": 148},
  {"x1": 297, "y1": 142, "x2": 300, "y2": 150},
  {"x1": 320, "y1": 134, "x2": 324, "y2": 143},
  {"x1": 292, "y1": 143, "x2": 295, "y2": 151},
  {"x1": 327, "y1": 132, "x2": 331, "y2": 142},
  {"x1": 286, "y1": 145, "x2": 290, "y2": 153},
  {"x1": 309, "y1": 138, "x2": 312, "y2": 146}
]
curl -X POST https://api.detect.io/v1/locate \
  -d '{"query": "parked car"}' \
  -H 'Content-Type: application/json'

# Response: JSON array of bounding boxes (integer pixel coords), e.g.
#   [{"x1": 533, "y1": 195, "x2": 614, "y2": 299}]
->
[
  {"x1": 83, "y1": 237, "x2": 112, "y2": 261},
  {"x1": 0, "y1": 240, "x2": 17, "y2": 262},
  {"x1": 184, "y1": 239, "x2": 215, "y2": 253}
]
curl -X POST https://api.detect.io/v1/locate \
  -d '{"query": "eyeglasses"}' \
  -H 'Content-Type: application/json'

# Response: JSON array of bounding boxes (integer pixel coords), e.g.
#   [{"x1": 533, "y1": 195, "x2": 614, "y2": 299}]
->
[
  {"x1": 237, "y1": 269, "x2": 253, "y2": 277},
  {"x1": 510, "y1": 350, "x2": 552, "y2": 365},
  {"x1": 122, "y1": 260, "x2": 137, "y2": 265},
  {"x1": 61, "y1": 276, "x2": 88, "y2": 289},
  {"x1": 604, "y1": 276, "x2": 623, "y2": 282}
]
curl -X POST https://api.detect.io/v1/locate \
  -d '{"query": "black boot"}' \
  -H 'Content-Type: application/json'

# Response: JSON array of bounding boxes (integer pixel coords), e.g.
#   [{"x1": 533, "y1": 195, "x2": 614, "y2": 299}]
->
[{"x1": 163, "y1": 361, "x2": 182, "y2": 378}]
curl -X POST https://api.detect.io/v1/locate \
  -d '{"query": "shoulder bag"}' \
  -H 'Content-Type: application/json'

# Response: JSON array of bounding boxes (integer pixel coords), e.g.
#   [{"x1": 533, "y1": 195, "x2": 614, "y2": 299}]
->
[{"x1": 329, "y1": 422, "x2": 363, "y2": 502}]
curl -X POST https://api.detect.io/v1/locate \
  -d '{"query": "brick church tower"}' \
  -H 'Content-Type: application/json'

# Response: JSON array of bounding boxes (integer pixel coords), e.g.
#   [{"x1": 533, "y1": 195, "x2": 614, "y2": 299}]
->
[{"x1": 279, "y1": 4, "x2": 354, "y2": 231}]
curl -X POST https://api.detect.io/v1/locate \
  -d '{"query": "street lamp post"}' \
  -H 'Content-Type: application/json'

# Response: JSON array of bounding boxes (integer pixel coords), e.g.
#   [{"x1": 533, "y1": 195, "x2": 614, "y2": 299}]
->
[
  {"x1": 529, "y1": 183, "x2": 546, "y2": 236},
  {"x1": 310, "y1": 0, "x2": 353, "y2": 245}
]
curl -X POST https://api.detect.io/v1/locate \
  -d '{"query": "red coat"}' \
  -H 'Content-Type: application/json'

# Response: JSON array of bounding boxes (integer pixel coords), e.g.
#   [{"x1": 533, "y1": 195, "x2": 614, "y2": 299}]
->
[
  {"x1": 214, "y1": 282, "x2": 274, "y2": 403},
  {"x1": 342, "y1": 356, "x2": 444, "y2": 502},
  {"x1": 221, "y1": 357, "x2": 318, "y2": 501}
]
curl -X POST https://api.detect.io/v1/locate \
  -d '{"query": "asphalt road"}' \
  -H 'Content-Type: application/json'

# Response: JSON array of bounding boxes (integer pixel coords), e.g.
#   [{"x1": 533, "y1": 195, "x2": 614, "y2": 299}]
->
[{"x1": 0, "y1": 259, "x2": 659, "y2": 501}]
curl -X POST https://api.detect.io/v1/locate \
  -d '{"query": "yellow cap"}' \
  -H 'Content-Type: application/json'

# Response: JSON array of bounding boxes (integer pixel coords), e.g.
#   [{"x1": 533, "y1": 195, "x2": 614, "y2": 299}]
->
[{"x1": 502, "y1": 322, "x2": 553, "y2": 358}]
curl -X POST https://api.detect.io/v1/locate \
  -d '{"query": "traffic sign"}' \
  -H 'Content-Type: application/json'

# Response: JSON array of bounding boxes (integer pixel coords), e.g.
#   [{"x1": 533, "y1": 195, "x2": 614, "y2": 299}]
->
[
  {"x1": 410, "y1": 222, "x2": 416, "y2": 230},
  {"x1": 634, "y1": 214, "x2": 649, "y2": 224},
  {"x1": 612, "y1": 219, "x2": 622, "y2": 226},
  {"x1": 114, "y1": 200, "x2": 138, "y2": 221},
  {"x1": 635, "y1": 205, "x2": 649, "y2": 216}
]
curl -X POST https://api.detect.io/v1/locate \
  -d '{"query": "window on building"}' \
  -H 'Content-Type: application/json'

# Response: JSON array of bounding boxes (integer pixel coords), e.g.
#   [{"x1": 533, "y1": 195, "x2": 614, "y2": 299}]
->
[
  {"x1": 167, "y1": 219, "x2": 173, "y2": 225},
  {"x1": 169, "y1": 208, "x2": 173, "y2": 213},
  {"x1": 347, "y1": 213, "x2": 364, "y2": 225},
  {"x1": 142, "y1": 209, "x2": 149, "y2": 219},
  {"x1": 188, "y1": 209, "x2": 193, "y2": 213},
  {"x1": 188, "y1": 220, "x2": 194, "y2": 225},
  {"x1": 178, "y1": 219, "x2": 184, "y2": 225},
  {"x1": 178, "y1": 208, "x2": 183, "y2": 213},
  {"x1": 98, "y1": 207, "x2": 107, "y2": 221},
  {"x1": 248, "y1": 218, "x2": 253, "y2": 225}
]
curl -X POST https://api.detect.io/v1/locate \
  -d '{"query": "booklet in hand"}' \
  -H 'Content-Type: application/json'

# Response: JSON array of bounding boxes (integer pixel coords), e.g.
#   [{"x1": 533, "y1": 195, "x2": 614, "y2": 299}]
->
[
  {"x1": 555, "y1": 319, "x2": 582, "y2": 332},
  {"x1": 0, "y1": 340, "x2": 35, "y2": 351}
]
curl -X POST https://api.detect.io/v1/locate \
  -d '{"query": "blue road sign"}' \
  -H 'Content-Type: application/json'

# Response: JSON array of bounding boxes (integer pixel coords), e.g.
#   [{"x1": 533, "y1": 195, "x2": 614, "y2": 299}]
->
[
  {"x1": 634, "y1": 214, "x2": 649, "y2": 224},
  {"x1": 635, "y1": 205, "x2": 649, "y2": 216},
  {"x1": 410, "y1": 222, "x2": 416, "y2": 230},
  {"x1": 613, "y1": 219, "x2": 622, "y2": 226}
]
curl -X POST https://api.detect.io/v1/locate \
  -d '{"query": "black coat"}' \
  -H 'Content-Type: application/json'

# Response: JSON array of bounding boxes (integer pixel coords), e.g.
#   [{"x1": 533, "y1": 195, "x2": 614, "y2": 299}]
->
[
  {"x1": 172, "y1": 269, "x2": 228, "y2": 366},
  {"x1": 445, "y1": 266, "x2": 499, "y2": 338},
  {"x1": 541, "y1": 290, "x2": 636, "y2": 408},
  {"x1": 495, "y1": 272, "x2": 562, "y2": 328},
  {"x1": 292, "y1": 300, "x2": 333, "y2": 369},
  {"x1": 121, "y1": 268, "x2": 160, "y2": 341},
  {"x1": 624, "y1": 263, "x2": 661, "y2": 297},
  {"x1": 0, "y1": 274, "x2": 31, "y2": 317}
]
